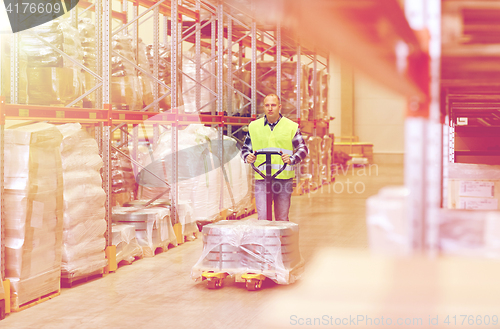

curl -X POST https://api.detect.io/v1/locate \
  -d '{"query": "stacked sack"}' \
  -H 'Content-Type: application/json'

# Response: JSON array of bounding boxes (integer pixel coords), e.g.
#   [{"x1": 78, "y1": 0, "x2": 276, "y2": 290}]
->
[
  {"x1": 254, "y1": 62, "x2": 309, "y2": 118},
  {"x1": 57, "y1": 123, "x2": 107, "y2": 282},
  {"x1": 78, "y1": 18, "x2": 97, "y2": 107},
  {"x1": 110, "y1": 34, "x2": 145, "y2": 110},
  {"x1": 19, "y1": 19, "x2": 84, "y2": 106},
  {"x1": 146, "y1": 43, "x2": 171, "y2": 111},
  {"x1": 4, "y1": 122, "x2": 64, "y2": 309}
]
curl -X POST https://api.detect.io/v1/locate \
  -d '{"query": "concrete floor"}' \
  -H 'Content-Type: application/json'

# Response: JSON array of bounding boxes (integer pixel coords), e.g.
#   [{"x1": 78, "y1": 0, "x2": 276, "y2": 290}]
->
[{"x1": 0, "y1": 164, "x2": 403, "y2": 329}]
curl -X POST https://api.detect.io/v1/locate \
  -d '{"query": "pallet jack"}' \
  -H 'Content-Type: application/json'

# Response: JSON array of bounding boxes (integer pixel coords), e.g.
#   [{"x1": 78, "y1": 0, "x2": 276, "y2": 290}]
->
[{"x1": 196, "y1": 150, "x2": 303, "y2": 291}]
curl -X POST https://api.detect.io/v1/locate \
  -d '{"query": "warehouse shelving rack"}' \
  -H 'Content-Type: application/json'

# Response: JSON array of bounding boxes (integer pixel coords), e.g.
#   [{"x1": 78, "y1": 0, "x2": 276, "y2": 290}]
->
[{"x1": 0, "y1": 0, "x2": 330, "y2": 306}]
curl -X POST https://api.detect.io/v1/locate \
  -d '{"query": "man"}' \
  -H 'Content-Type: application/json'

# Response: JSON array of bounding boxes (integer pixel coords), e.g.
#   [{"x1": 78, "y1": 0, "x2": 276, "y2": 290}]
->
[{"x1": 241, "y1": 94, "x2": 308, "y2": 221}]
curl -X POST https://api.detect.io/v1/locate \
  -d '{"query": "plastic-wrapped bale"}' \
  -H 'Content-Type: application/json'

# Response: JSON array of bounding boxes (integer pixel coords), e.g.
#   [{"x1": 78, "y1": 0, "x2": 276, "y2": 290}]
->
[
  {"x1": 366, "y1": 186, "x2": 411, "y2": 255},
  {"x1": 254, "y1": 62, "x2": 310, "y2": 117},
  {"x1": 438, "y1": 209, "x2": 500, "y2": 258},
  {"x1": 192, "y1": 219, "x2": 305, "y2": 285},
  {"x1": 112, "y1": 224, "x2": 143, "y2": 264},
  {"x1": 146, "y1": 43, "x2": 171, "y2": 111},
  {"x1": 112, "y1": 206, "x2": 177, "y2": 257},
  {"x1": 4, "y1": 122, "x2": 63, "y2": 309},
  {"x1": 20, "y1": 18, "x2": 84, "y2": 106},
  {"x1": 56, "y1": 123, "x2": 108, "y2": 282},
  {"x1": 111, "y1": 34, "x2": 143, "y2": 110},
  {"x1": 447, "y1": 163, "x2": 500, "y2": 210},
  {"x1": 136, "y1": 125, "x2": 250, "y2": 233},
  {"x1": 111, "y1": 146, "x2": 137, "y2": 206}
]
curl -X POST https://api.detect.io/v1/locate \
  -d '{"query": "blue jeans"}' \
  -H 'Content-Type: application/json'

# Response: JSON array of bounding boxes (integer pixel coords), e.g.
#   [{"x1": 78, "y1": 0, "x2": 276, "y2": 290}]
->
[{"x1": 254, "y1": 179, "x2": 293, "y2": 221}]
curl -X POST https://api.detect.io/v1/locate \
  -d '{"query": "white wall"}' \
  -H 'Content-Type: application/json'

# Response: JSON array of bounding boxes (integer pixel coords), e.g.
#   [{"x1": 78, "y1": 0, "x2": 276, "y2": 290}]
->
[{"x1": 353, "y1": 73, "x2": 406, "y2": 154}]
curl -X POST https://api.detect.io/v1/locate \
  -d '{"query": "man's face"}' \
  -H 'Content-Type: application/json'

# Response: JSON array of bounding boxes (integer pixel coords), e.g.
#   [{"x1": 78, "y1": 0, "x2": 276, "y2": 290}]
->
[{"x1": 264, "y1": 96, "x2": 281, "y2": 123}]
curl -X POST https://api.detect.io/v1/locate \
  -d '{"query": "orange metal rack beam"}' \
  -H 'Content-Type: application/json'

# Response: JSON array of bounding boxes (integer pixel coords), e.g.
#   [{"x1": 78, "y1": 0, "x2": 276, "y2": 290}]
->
[{"x1": 0, "y1": 99, "x2": 253, "y2": 127}]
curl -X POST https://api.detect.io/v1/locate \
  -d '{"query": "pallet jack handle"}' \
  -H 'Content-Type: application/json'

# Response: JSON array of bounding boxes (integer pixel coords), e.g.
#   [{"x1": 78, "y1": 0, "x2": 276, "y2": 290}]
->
[{"x1": 249, "y1": 150, "x2": 288, "y2": 220}]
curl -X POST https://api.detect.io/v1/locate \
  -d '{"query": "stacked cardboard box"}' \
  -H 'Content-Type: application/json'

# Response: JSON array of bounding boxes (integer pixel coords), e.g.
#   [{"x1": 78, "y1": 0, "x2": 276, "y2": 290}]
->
[{"x1": 4, "y1": 123, "x2": 64, "y2": 309}]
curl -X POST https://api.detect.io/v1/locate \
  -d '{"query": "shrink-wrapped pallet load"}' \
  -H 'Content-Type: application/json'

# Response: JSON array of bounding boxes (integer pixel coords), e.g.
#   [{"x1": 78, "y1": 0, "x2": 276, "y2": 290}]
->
[
  {"x1": 19, "y1": 19, "x2": 84, "y2": 106},
  {"x1": 136, "y1": 125, "x2": 251, "y2": 234},
  {"x1": 56, "y1": 123, "x2": 107, "y2": 283},
  {"x1": 192, "y1": 219, "x2": 305, "y2": 285},
  {"x1": 112, "y1": 224, "x2": 144, "y2": 264},
  {"x1": 4, "y1": 122, "x2": 64, "y2": 309},
  {"x1": 110, "y1": 34, "x2": 144, "y2": 110},
  {"x1": 112, "y1": 206, "x2": 176, "y2": 257}
]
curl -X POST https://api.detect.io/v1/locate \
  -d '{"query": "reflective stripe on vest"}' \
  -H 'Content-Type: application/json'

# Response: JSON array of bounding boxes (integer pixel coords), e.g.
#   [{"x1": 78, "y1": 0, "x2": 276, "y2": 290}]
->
[
  {"x1": 256, "y1": 164, "x2": 294, "y2": 171},
  {"x1": 248, "y1": 116, "x2": 298, "y2": 180}
]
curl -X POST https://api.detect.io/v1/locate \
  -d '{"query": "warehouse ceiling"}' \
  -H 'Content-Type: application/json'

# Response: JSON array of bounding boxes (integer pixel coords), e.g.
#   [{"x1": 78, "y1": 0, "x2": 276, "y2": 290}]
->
[{"x1": 442, "y1": 0, "x2": 500, "y2": 127}]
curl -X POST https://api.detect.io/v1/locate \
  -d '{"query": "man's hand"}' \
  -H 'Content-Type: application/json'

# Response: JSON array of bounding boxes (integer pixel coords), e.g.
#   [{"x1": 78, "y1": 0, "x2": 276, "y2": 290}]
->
[
  {"x1": 246, "y1": 153, "x2": 256, "y2": 164},
  {"x1": 281, "y1": 153, "x2": 292, "y2": 165}
]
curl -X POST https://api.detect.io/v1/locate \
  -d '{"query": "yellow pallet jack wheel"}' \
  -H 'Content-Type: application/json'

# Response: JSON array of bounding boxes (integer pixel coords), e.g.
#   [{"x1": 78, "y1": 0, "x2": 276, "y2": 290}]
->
[
  {"x1": 241, "y1": 273, "x2": 266, "y2": 291},
  {"x1": 202, "y1": 271, "x2": 228, "y2": 289}
]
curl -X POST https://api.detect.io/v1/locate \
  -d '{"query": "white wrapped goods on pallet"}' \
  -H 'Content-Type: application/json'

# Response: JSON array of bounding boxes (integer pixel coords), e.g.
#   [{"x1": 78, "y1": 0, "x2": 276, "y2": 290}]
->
[
  {"x1": 112, "y1": 206, "x2": 176, "y2": 257},
  {"x1": 191, "y1": 219, "x2": 304, "y2": 285},
  {"x1": 112, "y1": 224, "x2": 143, "y2": 264},
  {"x1": 136, "y1": 124, "x2": 252, "y2": 234},
  {"x1": 57, "y1": 123, "x2": 108, "y2": 281},
  {"x1": 4, "y1": 122, "x2": 64, "y2": 309}
]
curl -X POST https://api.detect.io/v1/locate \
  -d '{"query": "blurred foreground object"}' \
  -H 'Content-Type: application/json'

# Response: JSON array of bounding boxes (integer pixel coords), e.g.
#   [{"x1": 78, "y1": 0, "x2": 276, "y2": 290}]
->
[{"x1": 261, "y1": 248, "x2": 500, "y2": 328}]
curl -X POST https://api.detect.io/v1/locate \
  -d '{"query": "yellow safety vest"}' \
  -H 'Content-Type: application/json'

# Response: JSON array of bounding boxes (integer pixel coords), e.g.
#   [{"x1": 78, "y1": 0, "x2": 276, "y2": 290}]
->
[{"x1": 248, "y1": 116, "x2": 298, "y2": 180}]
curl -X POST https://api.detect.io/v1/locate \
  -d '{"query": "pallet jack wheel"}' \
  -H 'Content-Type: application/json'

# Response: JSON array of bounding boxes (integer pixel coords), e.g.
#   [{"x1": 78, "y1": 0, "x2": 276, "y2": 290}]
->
[
  {"x1": 207, "y1": 278, "x2": 221, "y2": 289},
  {"x1": 245, "y1": 279, "x2": 259, "y2": 291},
  {"x1": 0, "y1": 299, "x2": 5, "y2": 320}
]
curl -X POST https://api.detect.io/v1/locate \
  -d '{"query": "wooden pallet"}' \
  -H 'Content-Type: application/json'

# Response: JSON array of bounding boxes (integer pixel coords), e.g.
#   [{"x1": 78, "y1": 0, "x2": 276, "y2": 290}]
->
[
  {"x1": 142, "y1": 242, "x2": 176, "y2": 257},
  {"x1": 117, "y1": 254, "x2": 144, "y2": 267},
  {"x1": 11, "y1": 290, "x2": 61, "y2": 313},
  {"x1": 61, "y1": 269, "x2": 105, "y2": 288}
]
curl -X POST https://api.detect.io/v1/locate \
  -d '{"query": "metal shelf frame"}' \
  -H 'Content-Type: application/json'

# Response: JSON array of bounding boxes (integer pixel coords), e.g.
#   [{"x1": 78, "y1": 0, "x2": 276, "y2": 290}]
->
[{"x1": 0, "y1": 0, "x2": 330, "y2": 282}]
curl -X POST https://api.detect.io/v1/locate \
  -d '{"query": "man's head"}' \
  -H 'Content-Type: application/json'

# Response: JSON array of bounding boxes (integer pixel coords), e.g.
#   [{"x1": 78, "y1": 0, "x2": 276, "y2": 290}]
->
[{"x1": 263, "y1": 94, "x2": 281, "y2": 124}]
